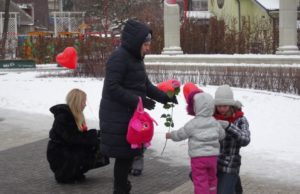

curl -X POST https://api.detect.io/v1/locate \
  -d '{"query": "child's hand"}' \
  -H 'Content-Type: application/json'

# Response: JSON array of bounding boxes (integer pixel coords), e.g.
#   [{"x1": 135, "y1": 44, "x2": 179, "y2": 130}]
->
[
  {"x1": 165, "y1": 132, "x2": 171, "y2": 139},
  {"x1": 218, "y1": 120, "x2": 230, "y2": 129}
]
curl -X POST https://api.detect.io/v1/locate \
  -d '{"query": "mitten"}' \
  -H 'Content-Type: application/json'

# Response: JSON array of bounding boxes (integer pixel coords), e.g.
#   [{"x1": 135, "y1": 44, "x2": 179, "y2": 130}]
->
[
  {"x1": 218, "y1": 120, "x2": 230, "y2": 129},
  {"x1": 142, "y1": 97, "x2": 156, "y2": 110},
  {"x1": 96, "y1": 129, "x2": 101, "y2": 138}
]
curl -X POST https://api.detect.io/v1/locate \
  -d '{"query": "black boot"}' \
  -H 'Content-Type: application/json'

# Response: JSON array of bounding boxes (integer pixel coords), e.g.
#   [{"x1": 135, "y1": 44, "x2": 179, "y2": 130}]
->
[
  {"x1": 113, "y1": 181, "x2": 131, "y2": 194},
  {"x1": 126, "y1": 180, "x2": 132, "y2": 194},
  {"x1": 113, "y1": 190, "x2": 126, "y2": 194},
  {"x1": 74, "y1": 174, "x2": 86, "y2": 182},
  {"x1": 189, "y1": 171, "x2": 193, "y2": 182},
  {"x1": 131, "y1": 169, "x2": 142, "y2": 176},
  {"x1": 55, "y1": 177, "x2": 76, "y2": 184}
]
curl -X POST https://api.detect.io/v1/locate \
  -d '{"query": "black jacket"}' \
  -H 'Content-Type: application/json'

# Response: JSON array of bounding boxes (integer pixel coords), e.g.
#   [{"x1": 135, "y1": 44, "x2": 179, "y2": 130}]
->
[
  {"x1": 99, "y1": 20, "x2": 168, "y2": 158},
  {"x1": 47, "y1": 104, "x2": 99, "y2": 181}
]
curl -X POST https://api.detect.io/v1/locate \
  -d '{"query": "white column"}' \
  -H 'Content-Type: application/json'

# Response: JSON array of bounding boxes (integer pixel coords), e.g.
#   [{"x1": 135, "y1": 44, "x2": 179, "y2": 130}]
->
[
  {"x1": 276, "y1": 0, "x2": 300, "y2": 55},
  {"x1": 59, "y1": 0, "x2": 63, "y2": 12},
  {"x1": 162, "y1": 1, "x2": 183, "y2": 55},
  {"x1": 68, "y1": 12, "x2": 71, "y2": 32},
  {"x1": 0, "y1": 13, "x2": 3, "y2": 38},
  {"x1": 54, "y1": 13, "x2": 57, "y2": 37}
]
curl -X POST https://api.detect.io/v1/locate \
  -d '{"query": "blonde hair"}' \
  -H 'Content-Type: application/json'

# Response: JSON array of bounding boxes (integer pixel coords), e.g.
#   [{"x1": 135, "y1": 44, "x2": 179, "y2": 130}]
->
[{"x1": 66, "y1": 88, "x2": 86, "y2": 130}]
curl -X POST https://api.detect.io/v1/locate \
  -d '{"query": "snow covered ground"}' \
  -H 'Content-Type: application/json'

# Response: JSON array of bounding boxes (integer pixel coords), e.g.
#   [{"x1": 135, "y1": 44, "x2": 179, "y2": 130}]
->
[{"x1": 0, "y1": 70, "x2": 300, "y2": 186}]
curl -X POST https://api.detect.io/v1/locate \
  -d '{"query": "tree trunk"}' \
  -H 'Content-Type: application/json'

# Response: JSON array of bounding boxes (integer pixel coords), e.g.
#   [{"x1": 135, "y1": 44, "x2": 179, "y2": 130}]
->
[{"x1": 1, "y1": 0, "x2": 11, "y2": 59}]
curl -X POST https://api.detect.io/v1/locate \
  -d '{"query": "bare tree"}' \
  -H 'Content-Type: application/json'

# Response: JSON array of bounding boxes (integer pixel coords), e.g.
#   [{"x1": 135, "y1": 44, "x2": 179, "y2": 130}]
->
[
  {"x1": 71, "y1": 0, "x2": 162, "y2": 31},
  {"x1": 1, "y1": 0, "x2": 10, "y2": 59}
]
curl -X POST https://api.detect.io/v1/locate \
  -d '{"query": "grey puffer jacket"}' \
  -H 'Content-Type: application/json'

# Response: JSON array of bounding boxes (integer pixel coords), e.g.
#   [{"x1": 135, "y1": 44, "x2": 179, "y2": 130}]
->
[{"x1": 170, "y1": 92, "x2": 225, "y2": 158}]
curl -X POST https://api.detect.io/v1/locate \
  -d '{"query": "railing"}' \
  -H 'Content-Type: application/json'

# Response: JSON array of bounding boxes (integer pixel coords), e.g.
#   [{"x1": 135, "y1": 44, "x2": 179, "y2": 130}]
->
[{"x1": 146, "y1": 64, "x2": 300, "y2": 95}]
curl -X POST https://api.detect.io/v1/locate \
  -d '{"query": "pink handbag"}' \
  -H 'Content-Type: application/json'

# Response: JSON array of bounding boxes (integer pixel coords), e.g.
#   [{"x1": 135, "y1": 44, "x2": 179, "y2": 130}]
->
[{"x1": 127, "y1": 97, "x2": 157, "y2": 149}]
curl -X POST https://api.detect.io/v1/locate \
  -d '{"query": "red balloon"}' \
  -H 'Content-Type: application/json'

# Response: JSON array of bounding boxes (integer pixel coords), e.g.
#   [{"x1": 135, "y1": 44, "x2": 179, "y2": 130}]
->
[{"x1": 56, "y1": 47, "x2": 77, "y2": 69}]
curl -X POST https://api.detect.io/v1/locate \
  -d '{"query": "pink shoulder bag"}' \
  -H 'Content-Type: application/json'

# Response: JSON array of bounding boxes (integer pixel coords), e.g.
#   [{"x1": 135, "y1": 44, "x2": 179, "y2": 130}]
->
[{"x1": 126, "y1": 97, "x2": 157, "y2": 149}]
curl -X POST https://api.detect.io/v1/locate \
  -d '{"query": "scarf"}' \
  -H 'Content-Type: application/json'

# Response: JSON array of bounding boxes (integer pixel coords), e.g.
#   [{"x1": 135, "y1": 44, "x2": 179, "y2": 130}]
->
[
  {"x1": 214, "y1": 111, "x2": 244, "y2": 123},
  {"x1": 81, "y1": 123, "x2": 88, "y2": 132}
]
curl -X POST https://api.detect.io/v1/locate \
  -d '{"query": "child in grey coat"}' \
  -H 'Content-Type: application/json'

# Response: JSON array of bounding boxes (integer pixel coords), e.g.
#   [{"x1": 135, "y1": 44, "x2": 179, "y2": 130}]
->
[{"x1": 166, "y1": 83, "x2": 225, "y2": 194}]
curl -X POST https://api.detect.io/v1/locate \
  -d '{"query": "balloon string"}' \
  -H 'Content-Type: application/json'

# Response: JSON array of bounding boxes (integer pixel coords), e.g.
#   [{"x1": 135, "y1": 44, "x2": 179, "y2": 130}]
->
[{"x1": 58, "y1": 47, "x2": 98, "y2": 123}]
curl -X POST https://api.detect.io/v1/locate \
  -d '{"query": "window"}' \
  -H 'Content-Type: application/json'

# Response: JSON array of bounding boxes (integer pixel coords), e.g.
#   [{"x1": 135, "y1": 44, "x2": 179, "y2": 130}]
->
[
  {"x1": 191, "y1": 0, "x2": 208, "y2": 11},
  {"x1": 17, "y1": 4, "x2": 34, "y2": 17}
]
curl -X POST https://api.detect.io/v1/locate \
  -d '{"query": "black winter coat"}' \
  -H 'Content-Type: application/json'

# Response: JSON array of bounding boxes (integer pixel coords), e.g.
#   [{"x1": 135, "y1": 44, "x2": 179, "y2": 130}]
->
[
  {"x1": 47, "y1": 104, "x2": 99, "y2": 181},
  {"x1": 99, "y1": 20, "x2": 168, "y2": 158}
]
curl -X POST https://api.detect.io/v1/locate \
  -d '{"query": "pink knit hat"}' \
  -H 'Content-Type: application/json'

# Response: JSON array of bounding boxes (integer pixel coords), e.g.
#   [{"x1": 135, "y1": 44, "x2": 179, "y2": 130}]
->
[{"x1": 183, "y1": 82, "x2": 203, "y2": 115}]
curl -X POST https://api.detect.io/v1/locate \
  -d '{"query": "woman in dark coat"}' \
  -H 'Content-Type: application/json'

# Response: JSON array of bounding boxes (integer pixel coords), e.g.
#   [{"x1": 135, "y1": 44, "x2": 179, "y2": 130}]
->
[
  {"x1": 47, "y1": 88, "x2": 104, "y2": 184},
  {"x1": 99, "y1": 20, "x2": 176, "y2": 194}
]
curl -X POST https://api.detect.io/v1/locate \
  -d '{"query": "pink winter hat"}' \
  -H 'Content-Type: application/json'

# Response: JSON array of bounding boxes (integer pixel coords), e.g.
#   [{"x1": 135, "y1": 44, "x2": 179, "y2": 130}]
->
[{"x1": 183, "y1": 82, "x2": 203, "y2": 115}]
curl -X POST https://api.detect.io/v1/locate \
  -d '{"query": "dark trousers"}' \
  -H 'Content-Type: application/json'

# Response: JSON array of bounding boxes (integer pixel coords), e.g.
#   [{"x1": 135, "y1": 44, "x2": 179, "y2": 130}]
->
[
  {"x1": 235, "y1": 175, "x2": 243, "y2": 194},
  {"x1": 114, "y1": 158, "x2": 134, "y2": 194},
  {"x1": 132, "y1": 153, "x2": 144, "y2": 171},
  {"x1": 131, "y1": 145, "x2": 145, "y2": 172},
  {"x1": 217, "y1": 172, "x2": 238, "y2": 194}
]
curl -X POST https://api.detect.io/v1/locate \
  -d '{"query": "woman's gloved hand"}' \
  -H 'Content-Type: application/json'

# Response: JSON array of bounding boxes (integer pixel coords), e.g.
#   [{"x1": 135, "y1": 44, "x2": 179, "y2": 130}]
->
[
  {"x1": 169, "y1": 95, "x2": 178, "y2": 104},
  {"x1": 142, "y1": 97, "x2": 156, "y2": 110},
  {"x1": 164, "y1": 95, "x2": 178, "y2": 104}
]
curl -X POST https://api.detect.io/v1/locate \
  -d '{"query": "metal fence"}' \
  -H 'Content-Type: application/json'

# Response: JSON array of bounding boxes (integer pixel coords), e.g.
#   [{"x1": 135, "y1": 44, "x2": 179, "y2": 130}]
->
[{"x1": 51, "y1": 12, "x2": 85, "y2": 37}]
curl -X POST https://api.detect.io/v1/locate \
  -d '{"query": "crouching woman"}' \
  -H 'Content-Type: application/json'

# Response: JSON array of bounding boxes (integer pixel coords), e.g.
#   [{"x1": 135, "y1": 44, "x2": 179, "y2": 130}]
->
[{"x1": 47, "y1": 88, "x2": 109, "y2": 184}]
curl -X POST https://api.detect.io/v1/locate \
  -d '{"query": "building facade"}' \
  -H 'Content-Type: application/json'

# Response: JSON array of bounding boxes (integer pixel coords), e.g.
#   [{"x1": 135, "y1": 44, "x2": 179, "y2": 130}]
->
[{"x1": 209, "y1": 0, "x2": 279, "y2": 31}]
